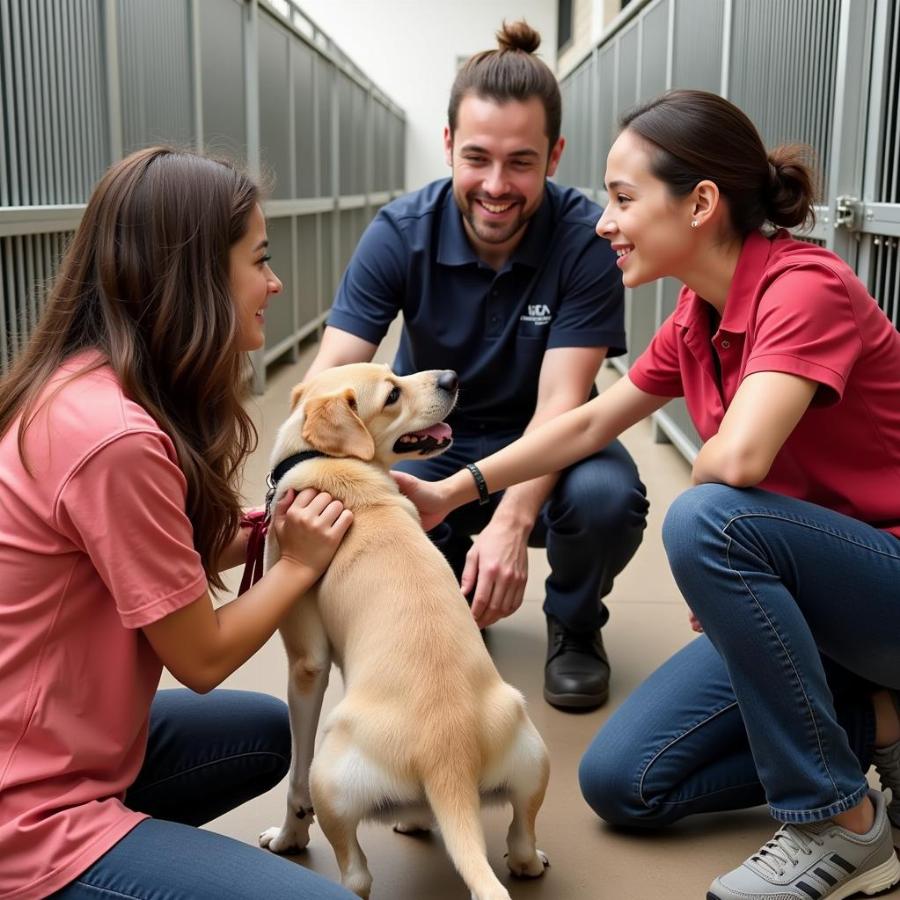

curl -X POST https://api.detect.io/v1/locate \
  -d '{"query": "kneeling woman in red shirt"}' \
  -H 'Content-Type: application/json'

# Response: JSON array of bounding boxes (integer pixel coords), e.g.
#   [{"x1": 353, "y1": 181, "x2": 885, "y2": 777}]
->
[
  {"x1": 395, "y1": 90, "x2": 900, "y2": 900},
  {"x1": 0, "y1": 149, "x2": 354, "y2": 899}
]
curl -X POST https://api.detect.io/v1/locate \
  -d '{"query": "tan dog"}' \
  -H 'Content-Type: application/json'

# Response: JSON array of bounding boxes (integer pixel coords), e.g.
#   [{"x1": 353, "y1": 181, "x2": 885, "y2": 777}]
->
[{"x1": 258, "y1": 363, "x2": 549, "y2": 900}]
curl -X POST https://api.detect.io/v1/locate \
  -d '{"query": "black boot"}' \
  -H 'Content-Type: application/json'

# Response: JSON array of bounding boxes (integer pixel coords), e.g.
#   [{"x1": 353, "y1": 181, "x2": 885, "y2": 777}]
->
[{"x1": 543, "y1": 615, "x2": 610, "y2": 711}]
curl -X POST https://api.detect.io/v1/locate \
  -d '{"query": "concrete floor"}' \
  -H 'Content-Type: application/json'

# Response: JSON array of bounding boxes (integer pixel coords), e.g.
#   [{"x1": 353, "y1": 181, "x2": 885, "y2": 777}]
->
[{"x1": 161, "y1": 329, "x2": 900, "y2": 900}]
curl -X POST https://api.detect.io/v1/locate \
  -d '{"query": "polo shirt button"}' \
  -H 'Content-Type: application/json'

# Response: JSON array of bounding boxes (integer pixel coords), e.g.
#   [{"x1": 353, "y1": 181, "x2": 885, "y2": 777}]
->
[{"x1": 721, "y1": 339, "x2": 730, "y2": 349}]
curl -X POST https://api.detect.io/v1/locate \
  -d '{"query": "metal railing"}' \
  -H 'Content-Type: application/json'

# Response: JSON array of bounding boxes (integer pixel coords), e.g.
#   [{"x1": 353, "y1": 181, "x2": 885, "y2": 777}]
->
[
  {"x1": 556, "y1": 0, "x2": 900, "y2": 460},
  {"x1": 0, "y1": 0, "x2": 406, "y2": 390}
]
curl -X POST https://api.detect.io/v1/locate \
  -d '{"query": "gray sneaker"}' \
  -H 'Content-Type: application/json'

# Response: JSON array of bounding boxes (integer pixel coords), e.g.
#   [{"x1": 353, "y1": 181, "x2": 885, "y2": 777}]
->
[
  {"x1": 873, "y1": 741, "x2": 900, "y2": 828},
  {"x1": 707, "y1": 790, "x2": 900, "y2": 900}
]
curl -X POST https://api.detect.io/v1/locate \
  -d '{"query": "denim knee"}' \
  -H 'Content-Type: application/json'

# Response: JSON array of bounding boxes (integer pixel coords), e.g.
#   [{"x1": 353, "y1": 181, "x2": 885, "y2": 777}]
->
[
  {"x1": 551, "y1": 461, "x2": 648, "y2": 539},
  {"x1": 578, "y1": 737, "x2": 669, "y2": 829},
  {"x1": 661, "y1": 484, "x2": 747, "y2": 574},
  {"x1": 249, "y1": 693, "x2": 292, "y2": 782}
]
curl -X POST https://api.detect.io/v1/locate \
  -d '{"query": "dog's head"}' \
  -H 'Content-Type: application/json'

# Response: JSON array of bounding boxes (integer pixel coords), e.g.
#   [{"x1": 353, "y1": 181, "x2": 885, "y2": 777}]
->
[{"x1": 283, "y1": 363, "x2": 458, "y2": 468}]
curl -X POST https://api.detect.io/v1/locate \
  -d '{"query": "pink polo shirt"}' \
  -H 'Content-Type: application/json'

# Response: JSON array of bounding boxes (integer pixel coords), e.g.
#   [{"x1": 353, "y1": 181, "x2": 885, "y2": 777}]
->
[
  {"x1": 630, "y1": 229, "x2": 900, "y2": 537},
  {"x1": 0, "y1": 354, "x2": 207, "y2": 899}
]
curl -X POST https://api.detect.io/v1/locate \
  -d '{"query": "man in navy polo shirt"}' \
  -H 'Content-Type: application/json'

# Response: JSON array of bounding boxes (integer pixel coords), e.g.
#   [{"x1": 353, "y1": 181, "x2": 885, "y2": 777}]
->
[{"x1": 303, "y1": 21, "x2": 648, "y2": 710}]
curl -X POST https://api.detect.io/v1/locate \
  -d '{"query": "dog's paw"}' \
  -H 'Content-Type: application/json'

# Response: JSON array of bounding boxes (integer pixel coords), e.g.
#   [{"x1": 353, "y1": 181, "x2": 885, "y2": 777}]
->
[
  {"x1": 258, "y1": 820, "x2": 312, "y2": 854},
  {"x1": 507, "y1": 848, "x2": 549, "y2": 878},
  {"x1": 392, "y1": 818, "x2": 433, "y2": 835}
]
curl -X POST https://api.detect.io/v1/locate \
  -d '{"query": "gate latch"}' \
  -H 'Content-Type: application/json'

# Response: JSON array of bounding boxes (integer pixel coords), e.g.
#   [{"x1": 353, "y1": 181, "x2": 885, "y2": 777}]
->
[{"x1": 834, "y1": 196, "x2": 863, "y2": 232}]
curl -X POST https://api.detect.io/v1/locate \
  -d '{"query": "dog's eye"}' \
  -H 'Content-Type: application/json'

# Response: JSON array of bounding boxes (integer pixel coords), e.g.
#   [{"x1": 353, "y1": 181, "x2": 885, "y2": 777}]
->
[{"x1": 385, "y1": 386, "x2": 401, "y2": 406}]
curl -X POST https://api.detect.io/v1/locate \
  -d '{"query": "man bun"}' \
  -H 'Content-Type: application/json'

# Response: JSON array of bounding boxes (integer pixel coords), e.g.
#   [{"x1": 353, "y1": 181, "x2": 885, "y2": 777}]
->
[{"x1": 496, "y1": 20, "x2": 541, "y2": 54}]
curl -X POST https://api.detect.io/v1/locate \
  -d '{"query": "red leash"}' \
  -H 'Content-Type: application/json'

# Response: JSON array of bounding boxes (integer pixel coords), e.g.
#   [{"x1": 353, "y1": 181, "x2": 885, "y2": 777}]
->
[
  {"x1": 238, "y1": 450, "x2": 326, "y2": 596},
  {"x1": 238, "y1": 509, "x2": 269, "y2": 595}
]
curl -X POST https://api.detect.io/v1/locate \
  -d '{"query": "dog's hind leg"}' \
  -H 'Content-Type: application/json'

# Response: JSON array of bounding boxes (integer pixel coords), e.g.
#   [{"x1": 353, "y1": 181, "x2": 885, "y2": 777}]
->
[
  {"x1": 309, "y1": 733, "x2": 374, "y2": 899},
  {"x1": 259, "y1": 600, "x2": 330, "y2": 855},
  {"x1": 503, "y1": 720, "x2": 550, "y2": 879}
]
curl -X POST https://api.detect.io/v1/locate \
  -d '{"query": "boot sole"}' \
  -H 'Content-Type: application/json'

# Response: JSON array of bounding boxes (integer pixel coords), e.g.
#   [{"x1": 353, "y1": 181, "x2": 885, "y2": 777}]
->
[
  {"x1": 706, "y1": 850, "x2": 900, "y2": 900},
  {"x1": 543, "y1": 685, "x2": 609, "y2": 710}
]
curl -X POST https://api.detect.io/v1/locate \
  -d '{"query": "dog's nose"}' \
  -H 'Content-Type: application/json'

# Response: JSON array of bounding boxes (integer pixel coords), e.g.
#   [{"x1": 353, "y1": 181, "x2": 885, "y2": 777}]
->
[{"x1": 437, "y1": 370, "x2": 458, "y2": 394}]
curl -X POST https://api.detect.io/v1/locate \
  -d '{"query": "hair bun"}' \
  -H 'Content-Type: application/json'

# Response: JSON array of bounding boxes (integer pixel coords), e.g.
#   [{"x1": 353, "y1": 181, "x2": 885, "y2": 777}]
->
[
  {"x1": 496, "y1": 20, "x2": 541, "y2": 53},
  {"x1": 764, "y1": 145, "x2": 817, "y2": 230}
]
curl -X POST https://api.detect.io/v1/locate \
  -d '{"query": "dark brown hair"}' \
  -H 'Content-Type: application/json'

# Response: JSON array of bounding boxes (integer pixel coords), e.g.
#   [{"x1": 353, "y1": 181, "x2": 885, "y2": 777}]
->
[
  {"x1": 621, "y1": 89, "x2": 818, "y2": 235},
  {"x1": 0, "y1": 147, "x2": 259, "y2": 590},
  {"x1": 448, "y1": 20, "x2": 562, "y2": 150}
]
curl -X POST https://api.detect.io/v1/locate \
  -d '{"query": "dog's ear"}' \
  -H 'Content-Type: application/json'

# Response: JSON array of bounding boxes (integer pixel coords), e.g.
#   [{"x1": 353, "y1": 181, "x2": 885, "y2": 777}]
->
[
  {"x1": 290, "y1": 383, "x2": 305, "y2": 410},
  {"x1": 301, "y1": 389, "x2": 375, "y2": 461}
]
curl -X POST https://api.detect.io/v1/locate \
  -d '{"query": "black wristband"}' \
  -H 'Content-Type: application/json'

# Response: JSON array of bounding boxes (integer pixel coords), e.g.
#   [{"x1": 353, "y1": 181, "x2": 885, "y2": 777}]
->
[{"x1": 465, "y1": 462, "x2": 491, "y2": 506}]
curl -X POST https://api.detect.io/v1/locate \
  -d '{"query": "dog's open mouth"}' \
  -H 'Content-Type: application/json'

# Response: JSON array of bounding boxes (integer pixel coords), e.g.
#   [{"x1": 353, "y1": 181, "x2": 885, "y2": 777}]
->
[{"x1": 393, "y1": 422, "x2": 453, "y2": 455}]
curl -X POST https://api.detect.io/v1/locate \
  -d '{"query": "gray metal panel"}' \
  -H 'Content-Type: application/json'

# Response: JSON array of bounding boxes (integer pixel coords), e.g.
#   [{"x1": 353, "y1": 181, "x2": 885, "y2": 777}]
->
[
  {"x1": 319, "y1": 209, "x2": 335, "y2": 301},
  {"x1": 672, "y1": 0, "x2": 724, "y2": 91},
  {"x1": 596, "y1": 44, "x2": 617, "y2": 162},
  {"x1": 640, "y1": 0, "x2": 669, "y2": 102},
  {"x1": 199, "y1": 0, "x2": 247, "y2": 160},
  {"x1": 263, "y1": 216, "x2": 295, "y2": 349},
  {"x1": 0, "y1": 0, "x2": 108, "y2": 205},
  {"x1": 297, "y1": 215, "x2": 318, "y2": 327},
  {"x1": 877, "y1": 0, "x2": 899, "y2": 202},
  {"x1": 119, "y1": 0, "x2": 194, "y2": 153},
  {"x1": 338, "y1": 73, "x2": 353, "y2": 195},
  {"x1": 729, "y1": 0, "x2": 840, "y2": 198},
  {"x1": 293, "y1": 39, "x2": 317, "y2": 198},
  {"x1": 316, "y1": 55, "x2": 334, "y2": 195},
  {"x1": 258, "y1": 14, "x2": 292, "y2": 198},
  {"x1": 867, "y1": 234, "x2": 900, "y2": 327},
  {"x1": 617, "y1": 22, "x2": 640, "y2": 119},
  {"x1": 627, "y1": 282, "x2": 657, "y2": 362}
]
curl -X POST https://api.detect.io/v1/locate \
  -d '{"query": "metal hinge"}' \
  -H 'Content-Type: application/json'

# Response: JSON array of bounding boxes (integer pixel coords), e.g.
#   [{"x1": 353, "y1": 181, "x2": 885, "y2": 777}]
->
[{"x1": 834, "y1": 195, "x2": 863, "y2": 232}]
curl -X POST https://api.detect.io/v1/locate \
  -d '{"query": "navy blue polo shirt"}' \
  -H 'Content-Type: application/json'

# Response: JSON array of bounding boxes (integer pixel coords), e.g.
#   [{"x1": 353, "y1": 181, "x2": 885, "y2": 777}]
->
[{"x1": 328, "y1": 178, "x2": 625, "y2": 433}]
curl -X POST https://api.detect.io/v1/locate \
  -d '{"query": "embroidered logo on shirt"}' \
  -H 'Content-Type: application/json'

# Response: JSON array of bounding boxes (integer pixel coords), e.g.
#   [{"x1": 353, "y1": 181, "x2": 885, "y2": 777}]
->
[{"x1": 520, "y1": 304, "x2": 552, "y2": 326}]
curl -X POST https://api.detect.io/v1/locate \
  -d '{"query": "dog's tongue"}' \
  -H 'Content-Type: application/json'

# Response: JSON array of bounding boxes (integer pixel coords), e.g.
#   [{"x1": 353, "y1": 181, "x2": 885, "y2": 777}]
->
[{"x1": 419, "y1": 422, "x2": 452, "y2": 441}]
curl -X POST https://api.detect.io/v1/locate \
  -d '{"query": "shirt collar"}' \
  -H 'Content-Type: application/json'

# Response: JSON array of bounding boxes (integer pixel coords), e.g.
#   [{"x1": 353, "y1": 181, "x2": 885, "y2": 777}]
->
[
  {"x1": 436, "y1": 183, "x2": 553, "y2": 271},
  {"x1": 673, "y1": 229, "x2": 783, "y2": 333}
]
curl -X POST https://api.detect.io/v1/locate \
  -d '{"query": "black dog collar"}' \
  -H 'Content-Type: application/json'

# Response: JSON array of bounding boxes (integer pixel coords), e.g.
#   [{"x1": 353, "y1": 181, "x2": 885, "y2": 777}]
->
[{"x1": 265, "y1": 450, "x2": 327, "y2": 517}]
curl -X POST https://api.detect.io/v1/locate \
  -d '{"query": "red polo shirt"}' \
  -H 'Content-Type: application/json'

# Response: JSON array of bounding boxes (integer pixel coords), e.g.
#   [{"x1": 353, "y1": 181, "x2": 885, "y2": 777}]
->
[{"x1": 629, "y1": 229, "x2": 900, "y2": 537}]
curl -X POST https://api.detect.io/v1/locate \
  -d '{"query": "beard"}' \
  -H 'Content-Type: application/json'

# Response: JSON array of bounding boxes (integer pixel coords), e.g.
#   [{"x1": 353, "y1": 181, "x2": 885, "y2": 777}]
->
[{"x1": 458, "y1": 191, "x2": 538, "y2": 246}]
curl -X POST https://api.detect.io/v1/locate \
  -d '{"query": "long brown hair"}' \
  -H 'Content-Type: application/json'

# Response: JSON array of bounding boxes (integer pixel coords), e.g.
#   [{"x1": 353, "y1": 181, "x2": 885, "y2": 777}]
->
[
  {"x1": 448, "y1": 20, "x2": 561, "y2": 149},
  {"x1": 622, "y1": 89, "x2": 818, "y2": 235},
  {"x1": 0, "y1": 147, "x2": 259, "y2": 589}
]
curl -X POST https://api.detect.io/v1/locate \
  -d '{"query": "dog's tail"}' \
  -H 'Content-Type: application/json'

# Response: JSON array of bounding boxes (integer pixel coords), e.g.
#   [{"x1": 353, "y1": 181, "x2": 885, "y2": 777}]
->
[{"x1": 422, "y1": 767, "x2": 509, "y2": 900}]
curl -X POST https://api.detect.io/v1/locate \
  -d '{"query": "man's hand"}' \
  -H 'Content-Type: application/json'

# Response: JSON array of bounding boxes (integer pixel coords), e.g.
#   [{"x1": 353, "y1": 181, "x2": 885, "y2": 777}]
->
[
  {"x1": 463, "y1": 518, "x2": 529, "y2": 629},
  {"x1": 688, "y1": 611, "x2": 704, "y2": 633}
]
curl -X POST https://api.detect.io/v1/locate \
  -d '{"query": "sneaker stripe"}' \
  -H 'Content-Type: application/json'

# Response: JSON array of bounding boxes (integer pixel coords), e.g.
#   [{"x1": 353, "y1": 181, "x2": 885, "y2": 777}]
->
[
  {"x1": 795, "y1": 882, "x2": 822, "y2": 899},
  {"x1": 812, "y1": 867, "x2": 837, "y2": 886},
  {"x1": 830, "y1": 853, "x2": 856, "y2": 873}
]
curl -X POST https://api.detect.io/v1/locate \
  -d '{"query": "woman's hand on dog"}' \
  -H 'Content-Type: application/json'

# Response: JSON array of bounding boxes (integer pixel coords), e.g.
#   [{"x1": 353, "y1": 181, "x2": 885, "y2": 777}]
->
[
  {"x1": 273, "y1": 488, "x2": 353, "y2": 581},
  {"x1": 391, "y1": 471, "x2": 452, "y2": 531}
]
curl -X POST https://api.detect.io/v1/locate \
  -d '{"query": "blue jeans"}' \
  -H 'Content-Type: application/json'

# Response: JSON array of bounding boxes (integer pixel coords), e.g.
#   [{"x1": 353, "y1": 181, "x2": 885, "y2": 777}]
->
[
  {"x1": 394, "y1": 431, "x2": 648, "y2": 632},
  {"x1": 580, "y1": 485, "x2": 900, "y2": 826},
  {"x1": 53, "y1": 689, "x2": 353, "y2": 899}
]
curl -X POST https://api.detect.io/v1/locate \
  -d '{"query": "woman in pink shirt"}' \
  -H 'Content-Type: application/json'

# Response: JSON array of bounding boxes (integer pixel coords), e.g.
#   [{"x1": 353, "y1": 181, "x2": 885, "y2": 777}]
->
[
  {"x1": 395, "y1": 90, "x2": 900, "y2": 900},
  {"x1": 0, "y1": 148, "x2": 354, "y2": 899}
]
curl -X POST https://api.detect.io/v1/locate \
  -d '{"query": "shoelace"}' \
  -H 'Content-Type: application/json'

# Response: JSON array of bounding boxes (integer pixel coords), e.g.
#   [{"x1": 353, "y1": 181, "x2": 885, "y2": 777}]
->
[
  {"x1": 750, "y1": 823, "x2": 826, "y2": 878},
  {"x1": 551, "y1": 627, "x2": 602, "y2": 660}
]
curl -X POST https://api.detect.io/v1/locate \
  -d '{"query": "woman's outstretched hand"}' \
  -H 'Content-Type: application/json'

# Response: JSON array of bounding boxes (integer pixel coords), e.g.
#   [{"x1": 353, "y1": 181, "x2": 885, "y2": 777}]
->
[{"x1": 391, "y1": 470, "x2": 453, "y2": 532}]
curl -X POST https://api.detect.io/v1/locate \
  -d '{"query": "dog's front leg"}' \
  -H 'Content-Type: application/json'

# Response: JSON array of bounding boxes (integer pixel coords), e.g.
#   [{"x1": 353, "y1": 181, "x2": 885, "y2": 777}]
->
[{"x1": 259, "y1": 600, "x2": 331, "y2": 855}]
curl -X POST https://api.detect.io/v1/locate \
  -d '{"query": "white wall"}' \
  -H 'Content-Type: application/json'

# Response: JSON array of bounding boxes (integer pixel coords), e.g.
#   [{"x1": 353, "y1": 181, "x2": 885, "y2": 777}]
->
[{"x1": 298, "y1": 0, "x2": 558, "y2": 192}]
